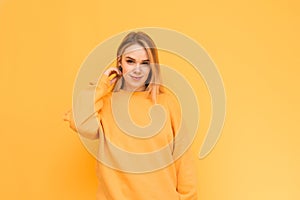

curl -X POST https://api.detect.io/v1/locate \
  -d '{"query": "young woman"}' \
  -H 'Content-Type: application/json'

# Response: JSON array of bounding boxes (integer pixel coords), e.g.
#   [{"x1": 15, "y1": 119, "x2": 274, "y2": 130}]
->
[{"x1": 64, "y1": 31, "x2": 198, "y2": 200}]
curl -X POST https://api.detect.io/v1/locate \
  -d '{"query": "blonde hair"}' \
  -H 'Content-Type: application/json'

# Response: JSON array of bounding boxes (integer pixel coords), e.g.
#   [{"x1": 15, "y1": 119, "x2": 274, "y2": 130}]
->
[{"x1": 113, "y1": 31, "x2": 163, "y2": 102}]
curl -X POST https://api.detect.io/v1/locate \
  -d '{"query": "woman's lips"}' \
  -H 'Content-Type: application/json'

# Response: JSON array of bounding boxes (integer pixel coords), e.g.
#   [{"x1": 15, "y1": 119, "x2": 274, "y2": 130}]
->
[{"x1": 130, "y1": 75, "x2": 143, "y2": 80}]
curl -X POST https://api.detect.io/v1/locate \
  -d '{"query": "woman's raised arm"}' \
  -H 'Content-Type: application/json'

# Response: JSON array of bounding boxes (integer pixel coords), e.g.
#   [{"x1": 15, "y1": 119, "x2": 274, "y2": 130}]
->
[{"x1": 63, "y1": 67, "x2": 122, "y2": 139}]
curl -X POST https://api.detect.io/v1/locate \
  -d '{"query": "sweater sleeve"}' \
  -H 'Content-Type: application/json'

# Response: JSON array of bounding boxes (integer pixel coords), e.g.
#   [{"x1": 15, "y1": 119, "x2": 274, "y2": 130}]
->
[
  {"x1": 168, "y1": 93, "x2": 199, "y2": 200},
  {"x1": 63, "y1": 74, "x2": 114, "y2": 139}
]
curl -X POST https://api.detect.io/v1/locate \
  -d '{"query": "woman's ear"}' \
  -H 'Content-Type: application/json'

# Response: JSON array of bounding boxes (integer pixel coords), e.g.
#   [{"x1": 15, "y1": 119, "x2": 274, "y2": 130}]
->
[
  {"x1": 117, "y1": 56, "x2": 122, "y2": 67},
  {"x1": 118, "y1": 65, "x2": 123, "y2": 72}
]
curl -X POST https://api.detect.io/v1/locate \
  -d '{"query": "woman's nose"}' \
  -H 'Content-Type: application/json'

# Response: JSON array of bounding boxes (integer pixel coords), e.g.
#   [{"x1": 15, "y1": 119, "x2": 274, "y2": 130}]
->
[{"x1": 134, "y1": 63, "x2": 142, "y2": 72}]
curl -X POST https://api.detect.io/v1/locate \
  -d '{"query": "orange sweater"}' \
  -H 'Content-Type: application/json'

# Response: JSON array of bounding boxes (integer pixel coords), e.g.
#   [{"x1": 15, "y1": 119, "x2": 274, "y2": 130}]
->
[{"x1": 65, "y1": 75, "x2": 198, "y2": 200}]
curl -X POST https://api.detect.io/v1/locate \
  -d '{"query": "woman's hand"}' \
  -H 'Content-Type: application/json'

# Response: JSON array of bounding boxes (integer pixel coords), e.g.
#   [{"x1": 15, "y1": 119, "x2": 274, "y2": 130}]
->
[
  {"x1": 63, "y1": 109, "x2": 72, "y2": 122},
  {"x1": 63, "y1": 109, "x2": 77, "y2": 132},
  {"x1": 104, "y1": 67, "x2": 122, "y2": 85}
]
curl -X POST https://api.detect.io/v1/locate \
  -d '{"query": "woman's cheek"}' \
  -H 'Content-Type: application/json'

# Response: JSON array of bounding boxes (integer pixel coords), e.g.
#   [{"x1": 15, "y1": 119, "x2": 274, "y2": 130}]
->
[
  {"x1": 144, "y1": 67, "x2": 151, "y2": 76},
  {"x1": 122, "y1": 64, "x2": 132, "y2": 74}
]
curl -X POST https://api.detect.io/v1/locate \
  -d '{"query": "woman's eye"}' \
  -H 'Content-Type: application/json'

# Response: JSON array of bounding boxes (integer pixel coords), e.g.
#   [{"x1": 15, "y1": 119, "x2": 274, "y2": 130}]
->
[
  {"x1": 142, "y1": 62, "x2": 150, "y2": 65},
  {"x1": 126, "y1": 60, "x2": 134, "y2": 64}
]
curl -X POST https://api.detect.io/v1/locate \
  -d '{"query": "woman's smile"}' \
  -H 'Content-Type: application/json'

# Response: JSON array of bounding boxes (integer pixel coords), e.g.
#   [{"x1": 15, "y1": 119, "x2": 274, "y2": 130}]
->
[{"x1": 130, "y1": 75, "x2": 144, "y2": 80}]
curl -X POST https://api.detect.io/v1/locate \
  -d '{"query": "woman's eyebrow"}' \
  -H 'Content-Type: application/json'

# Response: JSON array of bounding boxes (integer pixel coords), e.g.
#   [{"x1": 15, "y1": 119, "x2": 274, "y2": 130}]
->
[{"x1": 125, "y1": 56, "x2": 149, "y2": 62}]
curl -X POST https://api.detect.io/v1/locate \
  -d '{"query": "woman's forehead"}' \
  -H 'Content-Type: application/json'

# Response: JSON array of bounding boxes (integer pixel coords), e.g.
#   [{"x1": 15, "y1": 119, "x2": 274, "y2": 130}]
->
[{"x1": 123, "y1": 44, "x2": 149, "y2": 60}]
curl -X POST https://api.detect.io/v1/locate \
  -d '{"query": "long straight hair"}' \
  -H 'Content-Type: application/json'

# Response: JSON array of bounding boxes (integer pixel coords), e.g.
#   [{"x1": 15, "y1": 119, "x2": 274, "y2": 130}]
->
[{"x1": 113, "y1": 31, "x2": 163, "y2": 103}]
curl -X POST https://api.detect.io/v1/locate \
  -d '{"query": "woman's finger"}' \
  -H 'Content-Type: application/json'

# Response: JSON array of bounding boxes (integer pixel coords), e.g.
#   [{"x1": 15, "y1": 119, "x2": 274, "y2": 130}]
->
[
  {"x1": 63, "y1": 110, "x2": 72, "y2": 121},
  {"x1": 104, "y1": 67, "x2": 122, "y2": 77}
]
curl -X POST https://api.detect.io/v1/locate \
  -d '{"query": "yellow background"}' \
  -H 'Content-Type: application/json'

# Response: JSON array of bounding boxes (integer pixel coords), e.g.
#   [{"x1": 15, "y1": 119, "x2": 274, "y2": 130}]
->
[{"x1": 0, "y1": 0, "x2": 299, "y2": 199}]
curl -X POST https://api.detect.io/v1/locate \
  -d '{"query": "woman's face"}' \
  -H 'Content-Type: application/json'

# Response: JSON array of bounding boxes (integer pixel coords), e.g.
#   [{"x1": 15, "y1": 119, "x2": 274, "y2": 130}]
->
[{"x1": 119, "y1": 44, "x2": 151, "y2": 91}]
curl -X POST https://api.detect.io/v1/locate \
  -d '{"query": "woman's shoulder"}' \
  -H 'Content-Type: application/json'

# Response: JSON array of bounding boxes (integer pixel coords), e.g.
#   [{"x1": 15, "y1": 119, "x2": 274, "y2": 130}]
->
[{"x1": 158, "y1": 90, "x2": 180, "y2": 107}]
